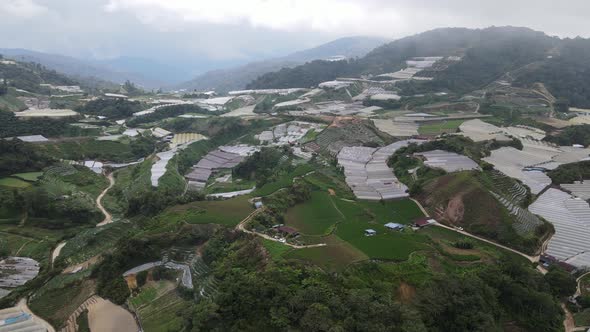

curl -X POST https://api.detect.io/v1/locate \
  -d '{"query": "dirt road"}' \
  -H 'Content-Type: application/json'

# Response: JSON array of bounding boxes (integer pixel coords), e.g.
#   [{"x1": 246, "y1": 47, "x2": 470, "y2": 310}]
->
[
  {"x1": 236, "y1": 208, "x2": 326, "y2": 249},
  {"x1": 96, "y1": 173, "x2": 115, "y2": 227},
  {"x1": 51, "y1": 241, "x2": 66, "y2": 268}
]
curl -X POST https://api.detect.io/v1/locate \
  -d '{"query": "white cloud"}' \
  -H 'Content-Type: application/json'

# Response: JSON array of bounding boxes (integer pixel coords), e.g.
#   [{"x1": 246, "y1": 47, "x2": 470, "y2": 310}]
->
[
  {"x1": 0, "y1": 0, "x2": 48, "y2": 19},
  {"x1": 103, "y1": 0, "x2": 403, "y2": 36}
]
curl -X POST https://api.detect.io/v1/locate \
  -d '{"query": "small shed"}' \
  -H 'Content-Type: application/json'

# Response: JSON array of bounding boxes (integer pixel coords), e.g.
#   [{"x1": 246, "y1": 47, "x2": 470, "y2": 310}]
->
[
  {"x1": 254, "y1": 201, "x2": 263, "y2": 209},
  {"x1": 384, "y1": 222, "x2": 405, "y2": 231},
  {"x1": 365, "y1": 229, "x2": 377, "y2": 236},
  {"x1": 413, "y1": 217, "x2": 435, "y2": 228}
]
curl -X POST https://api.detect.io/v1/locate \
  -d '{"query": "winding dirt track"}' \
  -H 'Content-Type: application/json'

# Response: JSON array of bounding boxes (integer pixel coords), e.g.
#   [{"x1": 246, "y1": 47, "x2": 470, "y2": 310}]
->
[
  {"x1": 236, "y1": 208, "x2": 326, "y2": 249},
  {"x1": 96, "y1": 173, "x2": 115, "y2": 227}
]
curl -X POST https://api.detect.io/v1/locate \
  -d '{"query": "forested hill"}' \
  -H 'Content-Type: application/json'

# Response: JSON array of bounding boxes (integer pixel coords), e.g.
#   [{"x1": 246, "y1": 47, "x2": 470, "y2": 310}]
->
[
  {"x1": 247, "y1": 27, "x2": 590, "y2": 108},
  {"x1": 175, "y1": 36, "x2": 387, "y2": 93},
  {"x1": 0, "y1": 57, "x2": 78, "y2": 94}
]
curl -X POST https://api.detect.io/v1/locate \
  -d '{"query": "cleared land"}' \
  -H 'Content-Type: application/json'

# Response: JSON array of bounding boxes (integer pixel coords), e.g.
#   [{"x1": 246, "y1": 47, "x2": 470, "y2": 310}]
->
[{"x1": 87, "y1": 297, "x2": 138, "y2": 332}]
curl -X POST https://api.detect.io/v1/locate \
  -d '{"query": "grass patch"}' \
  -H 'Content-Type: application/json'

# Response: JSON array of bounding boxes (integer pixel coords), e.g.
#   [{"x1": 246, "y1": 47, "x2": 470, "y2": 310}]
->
[
  {"x1": 156, "y1": 196, "x2": 253, "y2": 227},
  {"x1": 418, "y1": 119, "x2": 466, "y2": 135},
  {"x1": 284, "y1": 235, "x2": 367, "y2": 271},
  {"x1": 0, "y1": 177, "x2": 31, "y2": 188},
  {"x1": 11, "y1": 172, "x2": 44, "y2": 182},
  {"x1": 285, "y1": 191, "x2": 343, "y2": 235},
  {"x1": 332, "y1": 198, "x2": 429, "y2": 261},
  {"x1": 136, "y1": 288, "x2": 193, "y2": 332},
  {"x1": 252, "y1": 163, "x2": 314, "y2": 197},
  {"x1": 261, "y1": 239, "x2": 291, "y2": 261}
]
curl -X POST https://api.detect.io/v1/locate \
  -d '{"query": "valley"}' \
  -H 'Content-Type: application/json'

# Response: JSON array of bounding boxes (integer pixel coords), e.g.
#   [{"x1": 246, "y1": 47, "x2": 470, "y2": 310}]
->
[{"x1": 1, "y1": 25, "x2": 590, "y2": 332}]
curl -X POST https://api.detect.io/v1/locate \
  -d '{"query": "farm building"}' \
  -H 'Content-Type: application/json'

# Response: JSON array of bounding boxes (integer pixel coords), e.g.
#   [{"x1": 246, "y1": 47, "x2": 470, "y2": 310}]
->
[
  {"x1": 185, "y1": 145, "x2": 258, "y2": 191},
  {"x1": 459, "y1": 119, "x2": 511, "y2": 142},
  {"x1": 14, "y1": 108, "x2": 78, "y2": 118},
  {"x1": 151, "y1": 148, "x2": 177, "y2": 187},
  {"x1": 150, "y1": 127, "x2": 172, "y2": 138},
  {"x1": 337, "y1": 139, "x2": 426, "y2": 200},
  {"x1": 529, "y1": 188, "x2": 590, "y2": 268},
  {"x1": 561, "y1": 181, "x2": 590, "y2": 200},
  {"x1": 364, "y1": 229, "x2": 377, "y2": 236},
  {"x1": 0, "y1": 257, "x2": 40, "y2": 291},
  {"x1": 14, "y1": 135, "x2": 48, "y2": 143},
  {"x1": 255, "y1": 122, "x2": 324, "y2": 146},
  {"x1": 414, "y1": 150, "x2": 480, "y2": 172},
  {"x1": 413, "y1": 217, "x2": 436, "y2": 228},
  {"x1": 0, "y1": 307, "x2": 49, "y2": 331},
  {"x1": 373, "y1": 119, "x2": 419, "y2": 137},
  {"x1": 384, "y1": 222, "x2": 405, "y2": 230},
  {"x1": 104, "y1": 93, "x2": 128, "y2": 99}
]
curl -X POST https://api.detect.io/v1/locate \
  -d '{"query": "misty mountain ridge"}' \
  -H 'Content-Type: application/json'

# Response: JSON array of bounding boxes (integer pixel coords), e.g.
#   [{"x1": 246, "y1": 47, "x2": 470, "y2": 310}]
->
[{"x1": 174, "y1": 36, "x2": 389, "y2": 93}]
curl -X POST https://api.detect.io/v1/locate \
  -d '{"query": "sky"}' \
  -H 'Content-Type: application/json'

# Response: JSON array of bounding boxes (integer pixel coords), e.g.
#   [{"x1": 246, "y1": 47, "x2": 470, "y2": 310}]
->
[{"x1": 1, "y1": 0, "x2": 589, "y2": 67}]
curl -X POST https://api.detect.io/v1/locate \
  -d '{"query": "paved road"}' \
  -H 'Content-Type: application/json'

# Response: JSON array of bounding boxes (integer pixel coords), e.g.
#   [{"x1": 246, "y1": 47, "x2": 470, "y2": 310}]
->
[{"x1": 96, "y1": 173, "x2": 115, "y2": 227}]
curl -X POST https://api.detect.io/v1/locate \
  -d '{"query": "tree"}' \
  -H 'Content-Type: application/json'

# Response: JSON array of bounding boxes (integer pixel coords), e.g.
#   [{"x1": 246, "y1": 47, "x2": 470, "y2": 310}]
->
[{"x1": 544, "y1": 267, "x2": 577, "y2": 297}]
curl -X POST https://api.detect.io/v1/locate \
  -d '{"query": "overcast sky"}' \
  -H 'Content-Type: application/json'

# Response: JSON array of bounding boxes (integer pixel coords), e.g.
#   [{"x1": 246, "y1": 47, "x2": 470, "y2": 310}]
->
[{"x1": 1, "y1": 0, "x2": 589, "y2": 63}]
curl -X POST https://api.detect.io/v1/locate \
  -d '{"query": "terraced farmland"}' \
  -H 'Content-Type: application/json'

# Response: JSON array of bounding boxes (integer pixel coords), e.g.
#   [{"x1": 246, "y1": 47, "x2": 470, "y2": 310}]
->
[{"x1": 191, "y1": 256, "x2": 219, "y2": 300}]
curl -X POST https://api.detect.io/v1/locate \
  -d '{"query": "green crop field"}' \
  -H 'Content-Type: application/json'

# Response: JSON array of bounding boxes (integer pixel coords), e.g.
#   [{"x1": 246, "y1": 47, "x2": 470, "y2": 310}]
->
[
  {"x1": 0, "y1": 221, "x2": 68, "y2": 264},
  {"x1": 285, "y1": 191, "x2": 342, "y2": 235},
  {"x1": 157, "y1": 196, "x2": 253, "y2": 227},
  {"x1": 284, "y1": 235, "x2": 367, "y2": 271},
  {"x1": 418, "y1": 119, "x2": 466, "y2": 135},
  {"x1": 283, "y1": 192, "x2": 428, "y2": 263},
  {"x1": 58, "y1": 222, "x2": 135, "y2": 265},
  {"x1": 253, "y1": 163, "x2": 314, "y2": 196},
  {"x1": 128, "y1": 281, "x2": 174, "y2": 310},
  {"x1": 329, "y1": 200, "x2": 429, "y2": 262},
  {"x1": 0, "y1": 177, "x2": 31, "y2": 188},
  {"x1": 136, "y1": 288, "x2": 193, "y2": 332},
  {"x1": 11, "y1": 172, "x2": 44, "y2": 182},
  {"x1": 261, "y1": 239, "x2": 292, "y2": 261},
  {"x1": 29, "y1": 270, "x2": 95, "y2": 328}
]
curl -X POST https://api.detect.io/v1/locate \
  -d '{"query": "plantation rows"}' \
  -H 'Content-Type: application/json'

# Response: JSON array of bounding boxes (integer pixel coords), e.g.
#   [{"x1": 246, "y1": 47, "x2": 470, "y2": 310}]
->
[
  {"x1": 191, "y1": 256, "x2": 219, "y2": 300},
  {"x1": 489, "y1": 170, "x2": 528, "y2": 206},
  {"x1": 491, "y1": 192, "x2": 543, "y2": 236}
]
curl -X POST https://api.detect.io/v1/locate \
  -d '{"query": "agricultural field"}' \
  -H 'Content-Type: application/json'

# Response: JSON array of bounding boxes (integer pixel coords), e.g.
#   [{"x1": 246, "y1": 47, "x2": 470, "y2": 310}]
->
[
  {"x1": 284, "y1": 235, "x2": 368, "y2": 271},
  {"x1": 0, "y1": 177, "x2": 31, "y2": 188},
  {"x1": 11, "y1": 172, "x2": 44, "y2": 182},
  {"x1": 29, "y1": 270, "x2": 95, "y2": 328},
  {"x1": 154, "y1": 196, "x2": 253, "y2": 227},
  {"x1": 37, "y1": 139, "x2": 145, "y2": 163},
  {"x1": 253, "y1": 163, "x2": 315, "y2": 196},
  {"x1": 418, "y1": 119, "x2": 465, "y2": 135},
  {"x1": 57, "y1": 222, "x2": 136, "y2": 266},
  {"x1": 0, "y1": 220, "x2": 71, "y2": 265},
  {"x1": 285, "y1": 191, "x2": 342, "y2": 235},
  {"x1": 135, "y1": 286, "x2": 193, "y2": 332},
  {"x1": 283, "y1": 189, "x2": 427, "y2": 263}
]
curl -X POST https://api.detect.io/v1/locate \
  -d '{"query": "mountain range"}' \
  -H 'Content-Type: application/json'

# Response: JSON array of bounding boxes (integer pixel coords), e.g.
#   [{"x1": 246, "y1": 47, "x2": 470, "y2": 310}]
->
[{"x1": 0, "y1": 36, "x2": 386, "y2": 91}]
